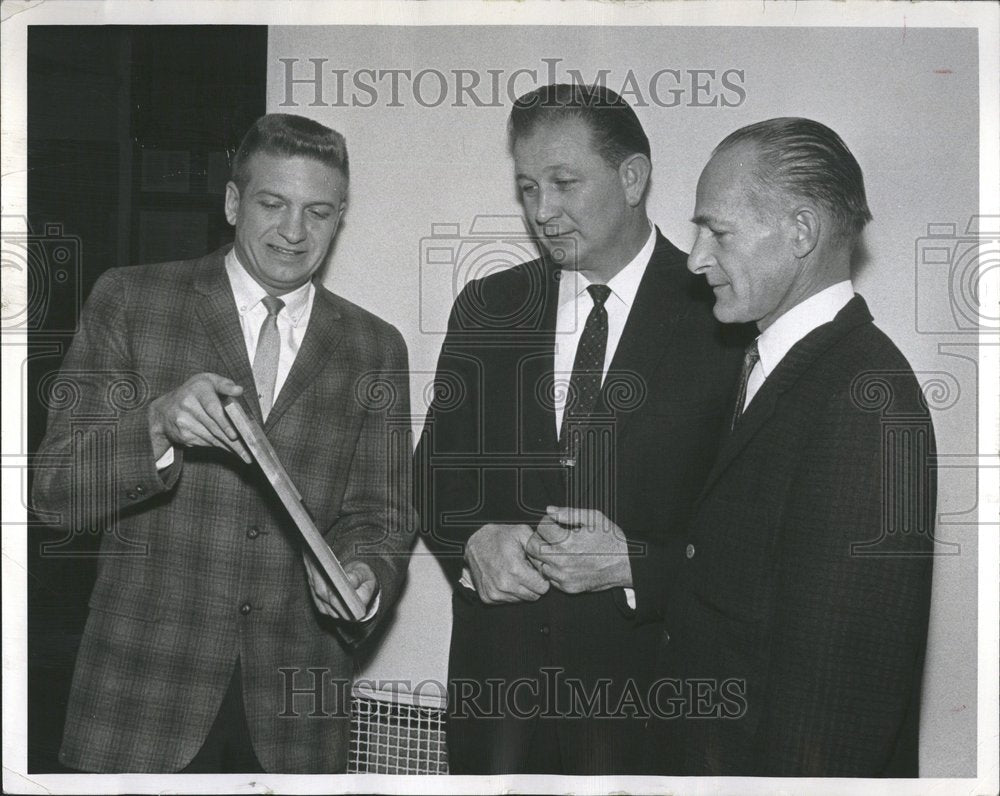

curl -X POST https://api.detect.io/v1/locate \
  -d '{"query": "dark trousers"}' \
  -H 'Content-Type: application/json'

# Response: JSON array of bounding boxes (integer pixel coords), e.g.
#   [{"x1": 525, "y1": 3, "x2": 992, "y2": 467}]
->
[{"x1": 182, "y1": 659, "x2": 264, "y2": 773}]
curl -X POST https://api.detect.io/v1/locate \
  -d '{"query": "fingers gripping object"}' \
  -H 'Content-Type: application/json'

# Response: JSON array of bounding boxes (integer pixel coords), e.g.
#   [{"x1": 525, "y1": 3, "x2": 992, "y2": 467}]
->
[{"x1": 223, "y1": 397, "x2": 367, "y2": 620}]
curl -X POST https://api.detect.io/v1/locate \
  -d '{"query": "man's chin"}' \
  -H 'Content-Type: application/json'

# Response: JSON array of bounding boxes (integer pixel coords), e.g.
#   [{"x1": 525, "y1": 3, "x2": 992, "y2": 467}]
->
[
  {"x1": 258, "y1": 268, "x2": 314, "y2": 295},
  {"x1": 535, "y1": 237, "x2": 577, "y2": 268},
  {"x1": 712, "y1": 303, "x2": 748, "y2": 326}
]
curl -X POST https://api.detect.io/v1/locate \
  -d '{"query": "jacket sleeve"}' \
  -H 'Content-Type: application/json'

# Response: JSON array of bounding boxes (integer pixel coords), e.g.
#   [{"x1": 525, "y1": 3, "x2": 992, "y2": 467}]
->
[
  {"x1": 326, "y1": 324, "x2": 418, "y2": 627},
  {"x1": 32, "y1": 269, "x2": 182, "y2": 532},
  {"x1": 412, "y1": 285, "x2": 487, "y2": 583},
  {"x1": 620, "y1": 534, "x2": 688, "y2": 624}
]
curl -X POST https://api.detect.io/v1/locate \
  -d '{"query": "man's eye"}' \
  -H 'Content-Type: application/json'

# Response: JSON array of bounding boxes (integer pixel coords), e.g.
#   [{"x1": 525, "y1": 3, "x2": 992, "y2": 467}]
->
[
  {"x1": 259, "y1": 200, "x2": 281, "y2": 209},
  {"x1": 554, "y1": 179, "x2": 576, "y2": 190},
  {"x1": 309, "y1": 209, "x2": 331, "y2": 220},
  {"x1": 518, "y1": 183, "x2": 537, "y2": 196}
]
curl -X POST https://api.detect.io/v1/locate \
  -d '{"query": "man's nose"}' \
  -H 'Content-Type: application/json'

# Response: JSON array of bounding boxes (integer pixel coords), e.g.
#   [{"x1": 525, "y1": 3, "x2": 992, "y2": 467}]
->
[
  {"x1": 533, "y1": 188, "x2": 561, "y2": 226},
  {"x1": 278, "y1": 209, "x2": 306, "y2": 243},
  {"x1": 688, "y1": 232, "x2": 714, "y2": 274}
]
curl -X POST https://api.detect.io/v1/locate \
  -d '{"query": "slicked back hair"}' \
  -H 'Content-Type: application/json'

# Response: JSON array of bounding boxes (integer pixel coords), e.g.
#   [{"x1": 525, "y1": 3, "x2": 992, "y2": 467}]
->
[
  {"x1": 508, "y1": 83, "x2": 651, "y2": 169},
  {"x1": 231, "y1": 113, "x2": 349, "y2": 191},
  {"x1": 715, "y1": 117, "x2": 872, "y2": 244}
]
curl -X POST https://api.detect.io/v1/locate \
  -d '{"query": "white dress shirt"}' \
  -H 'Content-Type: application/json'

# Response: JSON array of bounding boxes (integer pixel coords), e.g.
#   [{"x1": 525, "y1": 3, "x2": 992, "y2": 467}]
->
[
  {"x1": 553, "y1": 224, "x2": 657, "y2": 436},
  {"x1": 225, "y1": 247, "x2": 316, "y2": 400},
  {"x1": 741, "y1": 280, "x2": 856, "y2": 413}
]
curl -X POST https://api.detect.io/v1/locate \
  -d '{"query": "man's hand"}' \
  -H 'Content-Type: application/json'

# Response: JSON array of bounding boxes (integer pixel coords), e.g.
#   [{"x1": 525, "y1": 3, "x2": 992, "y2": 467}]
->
[
  {"x1": 148, "y1": 372, "x2": 250, "y2": 463},
  {"x1": 525, "y1": 506, "x2": 632, "y2": 594},
  {"x1": 304, "y1": 554, "x2": 379, "y2": 622},
  {"x1": 465, "y1": 523, "x2": 550, "y2": 604}
]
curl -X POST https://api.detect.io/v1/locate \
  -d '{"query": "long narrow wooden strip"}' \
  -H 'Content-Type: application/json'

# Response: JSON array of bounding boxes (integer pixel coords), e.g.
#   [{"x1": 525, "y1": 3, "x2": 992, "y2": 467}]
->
[{"x1": 224, "y1": 399, "x2": 367, "y2": 621}]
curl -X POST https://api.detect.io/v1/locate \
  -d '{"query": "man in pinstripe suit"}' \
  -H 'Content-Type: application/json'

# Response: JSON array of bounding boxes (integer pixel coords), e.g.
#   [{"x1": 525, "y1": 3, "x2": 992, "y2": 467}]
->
[
  {"x1": 646, "y1": 117, "x2": 935, "y2": 776},
  {"x1": 33, "y1": 114, "x2": 416, "y2": 773}
]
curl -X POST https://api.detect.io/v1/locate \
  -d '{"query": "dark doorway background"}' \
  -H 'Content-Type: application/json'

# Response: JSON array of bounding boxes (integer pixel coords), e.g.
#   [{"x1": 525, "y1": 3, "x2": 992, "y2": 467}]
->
[{"x1": 26, "y1": 25, "x2": 267, "y2": 772}]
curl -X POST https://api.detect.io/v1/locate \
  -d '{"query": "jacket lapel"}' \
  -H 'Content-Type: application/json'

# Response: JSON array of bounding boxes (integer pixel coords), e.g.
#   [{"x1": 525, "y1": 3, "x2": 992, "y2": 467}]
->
[
  {"x1": 568, "y1": 232, "x2": 689, "y2": 507},
  {"x1": 264, "y1": 285, "x2": 344, "y2": 430},
  {"x1": 522, "y1": 258, "x2": 563, "y2": 501},
  {"x1": 193, "y1": 246, "x2": 261, "y2": 421},
  {"x1": 601, "y1": 231, "x2": 691, "y2": 441},
  {"x1": 694, "y1": 295, "x2": 874, "y2": 503}
]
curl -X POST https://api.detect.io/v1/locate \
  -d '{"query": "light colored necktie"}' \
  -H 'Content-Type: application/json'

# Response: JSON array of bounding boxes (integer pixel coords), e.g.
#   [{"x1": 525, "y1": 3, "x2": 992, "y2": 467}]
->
[
  {"x1": 252, "y1": 295, "x2": 284, "y2": 420},
  {"x1": 730, "y1": 339, "x2": 760, "y2": 430}
]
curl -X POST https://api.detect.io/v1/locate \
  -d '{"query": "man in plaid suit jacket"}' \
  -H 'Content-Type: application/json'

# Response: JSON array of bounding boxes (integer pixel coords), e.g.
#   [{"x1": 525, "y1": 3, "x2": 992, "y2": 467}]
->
[
  {"x1": 33, "y1": 114, "x2": 416, "y2": 773},
  {"x1": 645, "y1": 118, "x2": 935, "y2": 776}
]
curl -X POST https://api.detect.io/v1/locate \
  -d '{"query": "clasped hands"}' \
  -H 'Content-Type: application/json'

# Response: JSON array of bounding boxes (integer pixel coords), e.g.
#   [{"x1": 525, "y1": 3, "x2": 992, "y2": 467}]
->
[{"x1": 463, "y1": 507, "x2": 632, "y2": 604}]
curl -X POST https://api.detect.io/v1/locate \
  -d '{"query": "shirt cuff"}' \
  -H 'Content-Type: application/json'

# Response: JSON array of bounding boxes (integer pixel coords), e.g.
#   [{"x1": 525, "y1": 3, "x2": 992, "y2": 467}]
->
[
  {"x1": 360, "y1": 590, "x2": 381, "y2": 622},
  {"x1": 154, "y1": 446, "x2": 175, "y2": 471},
  {"x1": 623, "y1": 587, "x2": 636, "y2": 610},
  {"x1": 459, "y1": 566, "x2": 475, "y2": 591}
]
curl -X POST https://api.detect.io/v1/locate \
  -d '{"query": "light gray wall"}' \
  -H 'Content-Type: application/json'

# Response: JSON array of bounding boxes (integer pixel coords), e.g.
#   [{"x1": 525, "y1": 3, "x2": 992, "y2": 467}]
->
[{"x1": 268, "y1": 25, "x2": 980, "y2": 776}]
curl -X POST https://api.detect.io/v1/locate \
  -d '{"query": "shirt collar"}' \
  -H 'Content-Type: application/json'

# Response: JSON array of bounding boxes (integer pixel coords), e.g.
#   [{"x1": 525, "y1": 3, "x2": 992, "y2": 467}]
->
[
  {"x1": 224, "y1": 247, "x2": 313, "y2": 326},
  {"x1": 756, "y1": 280, "x2": 855, "y2": 377},
  {"x1": 559, "y1": 222, "x2": 656, "y2": 310}
]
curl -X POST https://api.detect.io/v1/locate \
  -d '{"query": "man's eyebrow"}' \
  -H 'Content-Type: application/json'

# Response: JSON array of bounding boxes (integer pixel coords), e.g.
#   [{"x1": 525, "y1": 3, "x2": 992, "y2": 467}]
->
[
  {"x1": 515, "y1": 165, "x2": 575, "y2": 180},
  {"x1": 253, "y1": 189, "x2": 335, "y2": 207}
]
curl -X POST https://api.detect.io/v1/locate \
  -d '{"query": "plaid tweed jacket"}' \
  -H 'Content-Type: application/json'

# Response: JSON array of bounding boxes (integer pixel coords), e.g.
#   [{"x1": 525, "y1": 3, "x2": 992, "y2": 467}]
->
[
  {"x1": 646, "y1": 296, "x2": 935, "y2": 776},
  {"x1": 33, "y1": 246, "x2": 416, "y2": 773}
]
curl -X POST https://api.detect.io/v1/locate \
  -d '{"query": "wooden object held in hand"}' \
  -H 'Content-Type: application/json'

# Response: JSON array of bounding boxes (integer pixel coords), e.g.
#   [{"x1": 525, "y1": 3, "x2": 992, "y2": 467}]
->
[{"x1": 223, "y1": 398, "x2": 367, "y2": 621}]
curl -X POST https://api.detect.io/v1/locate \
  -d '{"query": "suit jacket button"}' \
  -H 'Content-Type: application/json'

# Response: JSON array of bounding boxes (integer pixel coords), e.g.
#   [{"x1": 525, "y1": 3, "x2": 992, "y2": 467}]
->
[
  {"x1": 135, "y1": 485, "x2": 144, "y2": 494},
  {"x1": 661, "y1": 630, "x2": 671, "y2": 645},
  {"x1": 247, "y1": 527, "x2": 260, "y2": 539},
  {"x1": 239, "y1": 602, "x2": 252, "y2": 615},
  {"x1": 685, "y1": 543, "x2": 696, "y2": 559},
  {"x1": 126, "y1": 491, "x2": 137, "y2": 500},
  {"x1": 540, "y1": 625, "x2": 550, "y2": 636}
]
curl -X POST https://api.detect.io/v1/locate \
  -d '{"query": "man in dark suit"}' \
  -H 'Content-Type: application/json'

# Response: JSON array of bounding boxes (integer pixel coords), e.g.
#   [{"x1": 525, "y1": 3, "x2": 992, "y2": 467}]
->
[
  {"x1": 646, "y1": 117, "x2": 935, "y2": 776},
  {"x1": 414, "y1": 84, "x2": 746, "y2": 774},
  {"x1": 32, "y1": 114, "x2": 416, "y2": 773}
]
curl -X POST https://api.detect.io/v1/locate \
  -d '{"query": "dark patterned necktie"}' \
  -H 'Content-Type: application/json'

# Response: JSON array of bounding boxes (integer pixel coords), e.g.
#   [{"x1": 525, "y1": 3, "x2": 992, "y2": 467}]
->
[
  {"x1": 561, "y1": 284, "x2": 612, "y2": 449},
  {"x1": 252, "y1": 295, "x2": 284, "y2": 420},
  {"x1": 730, "y1": 339, "x2": 760, "y2": 430}
]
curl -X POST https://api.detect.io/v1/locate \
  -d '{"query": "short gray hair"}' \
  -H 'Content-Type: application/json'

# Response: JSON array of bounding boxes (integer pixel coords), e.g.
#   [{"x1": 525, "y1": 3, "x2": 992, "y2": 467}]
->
[{"x1": 715, "y1": 117, "x2": 872, "y2": 243}]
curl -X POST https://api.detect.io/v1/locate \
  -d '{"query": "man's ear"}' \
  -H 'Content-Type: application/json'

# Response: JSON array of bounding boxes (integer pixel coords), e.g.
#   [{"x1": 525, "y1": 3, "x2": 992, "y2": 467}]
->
[
  {"x1": 619, "y1": 153, "x2": 652, "y2": 207},
  {"x1": 330, "y1": 201, "x2": 348, "y2": 236},
  {"x1": 224, "y1": 181, "x2": 241, "y2": 226},
  {"x1": 791, "y1": 206, "x2": 820, "y2": 258}
]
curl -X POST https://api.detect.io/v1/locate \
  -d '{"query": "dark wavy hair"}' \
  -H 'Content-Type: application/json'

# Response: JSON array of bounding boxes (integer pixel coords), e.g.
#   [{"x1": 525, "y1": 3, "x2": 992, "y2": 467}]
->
[{"x1": 508, "y1": 83, "x2": 651, "y2": 168}]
